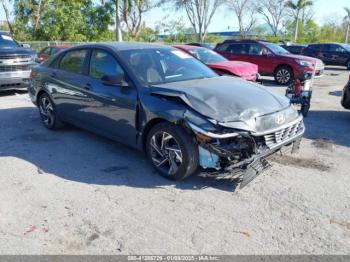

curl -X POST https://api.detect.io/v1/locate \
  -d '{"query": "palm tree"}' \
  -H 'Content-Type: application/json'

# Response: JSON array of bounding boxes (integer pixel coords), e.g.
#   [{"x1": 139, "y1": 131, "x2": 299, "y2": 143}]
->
[
  {"x1": 112, "y1": 0, "x2": 133, "y2": 42},
  {"x1": 286, "y1": 0, "x2": 313, "y2": 42},
  {"x1": 345, "y1": 7, "x2": 350, "y2": 44}
]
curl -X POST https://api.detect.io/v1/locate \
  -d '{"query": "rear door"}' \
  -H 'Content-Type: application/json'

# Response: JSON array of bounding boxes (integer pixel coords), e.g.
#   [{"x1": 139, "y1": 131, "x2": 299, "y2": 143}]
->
[
  {"x1": 304, "y1": 44, "x2": 322, "y2": 59},
  {"x1": 320, "y1": 44, "x2": 338, "y2": 65},
  {"x1": 215, "y1": 43, "x2": 250, "y2": 62},
  {"x1": 49, "y1": 49, "x2": 92, "y2": 124},
  {"x1": 328, "y1": 44, "x2": 348, "y2": 65},
  {"x1": 81, "y1": 48, "x2": 138, "y2": 145}
]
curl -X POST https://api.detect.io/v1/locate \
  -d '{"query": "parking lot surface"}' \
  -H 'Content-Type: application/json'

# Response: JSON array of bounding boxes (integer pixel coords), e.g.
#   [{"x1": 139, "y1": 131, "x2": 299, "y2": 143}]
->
[{"x1": 0, "y1": 67, "x2": 349, "y2": 254}]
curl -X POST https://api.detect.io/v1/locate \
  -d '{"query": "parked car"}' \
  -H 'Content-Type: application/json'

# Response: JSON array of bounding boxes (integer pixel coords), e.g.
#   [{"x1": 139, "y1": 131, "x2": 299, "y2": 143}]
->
[
  {"x1": 302, "y1": 43, "x2": 350, "y2": 70},
  {"x1": 282, "y1": 43, "x2": 307, "y2": 55},
  {"x1": 341, "y1": 74, "x2": 350, "y2": 109},
  {"x1": 0, "y1": 32, "x2": 36, "y2": 91},
  {"x1": 173, "y1": 44, "x2": 259, "y2": 81},
  {"x1": 29, "y1": 43, "x2": 304, "y2": 188},
  {"x1": 37, "y1": 45, "x2": 71, "y2": 63},
  {"x1": 215, "y1": 40, "x2": 324, "y2": 85},
  {"x1": 186, "y1": 43, "x2": 213, "y2": 49}
]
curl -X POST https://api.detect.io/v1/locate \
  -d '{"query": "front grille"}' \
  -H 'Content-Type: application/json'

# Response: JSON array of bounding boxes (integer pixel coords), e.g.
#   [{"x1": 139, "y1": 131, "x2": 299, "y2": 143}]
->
[
  {"x1": 0, "y1": 64, "x2": 31, "y2": 72},
  {"x1": 264, "y1": 120, "x2": 304, "y2": 149},
  {"x1": 0, "y1": 54, "x2": 31, "y2": 59}
]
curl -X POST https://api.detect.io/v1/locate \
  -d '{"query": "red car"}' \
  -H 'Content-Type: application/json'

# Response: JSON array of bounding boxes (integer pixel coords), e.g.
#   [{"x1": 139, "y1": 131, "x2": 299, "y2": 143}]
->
[
  {"x1": 215, "y1": 40, "x2": 325, "y2": 85},
  {"x1": 173, "y1": 44, "x2": 259, "y2": 81},
  {"x1": 37, "y1": 45, "x2": 71, "y2": 63}
]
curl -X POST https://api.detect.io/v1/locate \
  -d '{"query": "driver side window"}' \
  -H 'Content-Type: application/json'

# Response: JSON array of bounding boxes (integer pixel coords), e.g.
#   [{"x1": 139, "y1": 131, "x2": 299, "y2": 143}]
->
[
  {"x1": 89, "y1": 50, "x2": 124, "y2": 79},
  {"x1": 249, "y1": 44, "x2": 266, "y2": 55}
]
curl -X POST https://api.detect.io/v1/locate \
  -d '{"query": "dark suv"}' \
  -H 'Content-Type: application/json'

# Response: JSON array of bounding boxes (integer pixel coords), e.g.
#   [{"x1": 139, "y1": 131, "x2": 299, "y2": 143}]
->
[
  {"x1": 215, "y1": 40, "x2": 324, "y2": 85},
  {"x1": 303, "y1": 43, "x2": 350, "y2": 70}
]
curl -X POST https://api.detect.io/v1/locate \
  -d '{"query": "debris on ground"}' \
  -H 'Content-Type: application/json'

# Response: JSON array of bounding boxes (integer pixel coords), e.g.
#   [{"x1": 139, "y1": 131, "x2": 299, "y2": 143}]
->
[
  {"x1": 23, "y1": 225, "x2": 37, "y2": 235},
  {"x1": 270, "y1": 155, "x2": 330, "y2": 172},
  {"x1": 233, "y1": 230, "x2": 250, "y2": 238},
  {"x1": 312, "y1": 139, "x2": 335, "y2": 151}
]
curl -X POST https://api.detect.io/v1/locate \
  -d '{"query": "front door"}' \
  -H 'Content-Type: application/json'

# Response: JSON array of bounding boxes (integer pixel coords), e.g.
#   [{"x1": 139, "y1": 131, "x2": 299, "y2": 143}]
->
[
  {"x1": 82, "y1": 49, "x2": 138, "y2": 146},
  {"x1": 246, "y1": 43, "x2": 272, "y2": 75}
]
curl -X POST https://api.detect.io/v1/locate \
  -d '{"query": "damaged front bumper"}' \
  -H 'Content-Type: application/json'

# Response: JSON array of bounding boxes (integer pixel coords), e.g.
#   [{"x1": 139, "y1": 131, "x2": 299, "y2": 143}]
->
[{"x1": 188, "y1": 116, "x2": 305, "y2": 188}]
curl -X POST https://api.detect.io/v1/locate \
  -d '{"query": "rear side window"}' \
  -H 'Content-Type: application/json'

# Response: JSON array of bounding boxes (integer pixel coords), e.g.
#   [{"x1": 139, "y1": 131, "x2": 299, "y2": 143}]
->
[
  {"x1": 308, "y1": 44, "x2": 322, "y2": 51},
  {"x1": 215, "y1": 43, "x2": 230, "y2": 51},
  {"x1": 59, "y1": 49, "x2": 88, "y2": 74},
  {"x1": 227, "y1": 43, "x2": 248, "y2": 54},
  {"x1": 89, "y1": 50, "x2": 124, "y2": 79}
]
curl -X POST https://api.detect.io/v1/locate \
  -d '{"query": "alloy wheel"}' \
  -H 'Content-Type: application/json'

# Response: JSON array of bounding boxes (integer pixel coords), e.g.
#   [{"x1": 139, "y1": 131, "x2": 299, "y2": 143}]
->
[
  {"x1": 276, "y1": 69, "x2": 291, "y2": 84},
  {"x1": 39, "y1": 96, "x2": 54, "y2": 127},
  {"x1": 149, "y1": 131, "x2": 183, "y2": 176}
]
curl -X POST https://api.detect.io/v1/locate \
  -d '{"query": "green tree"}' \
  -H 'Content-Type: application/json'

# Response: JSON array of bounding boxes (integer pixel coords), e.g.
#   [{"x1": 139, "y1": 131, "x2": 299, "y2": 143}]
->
[
  {"x1": 12, "y1": 0, "x2": 114, "y2": 41},
  {"x1": 286, "y1": 0, "x2": 313, "y2": 41}
]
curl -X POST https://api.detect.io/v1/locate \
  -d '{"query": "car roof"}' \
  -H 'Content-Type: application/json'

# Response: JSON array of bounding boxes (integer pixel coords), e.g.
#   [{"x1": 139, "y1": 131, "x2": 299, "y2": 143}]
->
[
  {"x1": 69, "y1": 42, "x2": 171, "y2": 51},
  {"x1": 220, "y1": 39, "x2": 272, "y2": 45},
  {"x1": 173, "y1": 44, "x2": 203, "y2": 50}
]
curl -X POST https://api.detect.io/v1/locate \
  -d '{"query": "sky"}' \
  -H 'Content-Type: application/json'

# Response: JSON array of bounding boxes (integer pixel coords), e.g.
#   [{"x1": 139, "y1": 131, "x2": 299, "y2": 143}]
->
[{"x1": 0, "y1": 0, "x2": 349, "y2": 33}]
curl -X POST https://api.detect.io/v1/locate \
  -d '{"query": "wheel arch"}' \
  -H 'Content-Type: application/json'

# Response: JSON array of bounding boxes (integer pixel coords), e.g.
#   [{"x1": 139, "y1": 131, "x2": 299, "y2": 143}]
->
[
  {"x1": 274, "y1": 63, "x2": 294, "y2": 75},
  {"x1": 141, "y1": 118, "x2": 169, "y2": 151},
  {"x1": 36, "y1": 89, "x2": 49, "y2": 105}
]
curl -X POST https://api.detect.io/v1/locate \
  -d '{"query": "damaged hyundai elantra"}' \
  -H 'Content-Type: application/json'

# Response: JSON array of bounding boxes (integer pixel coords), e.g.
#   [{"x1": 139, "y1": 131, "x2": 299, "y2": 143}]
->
[{"x1": 29, "y1": 43, "x2": 305, "y2": 188}]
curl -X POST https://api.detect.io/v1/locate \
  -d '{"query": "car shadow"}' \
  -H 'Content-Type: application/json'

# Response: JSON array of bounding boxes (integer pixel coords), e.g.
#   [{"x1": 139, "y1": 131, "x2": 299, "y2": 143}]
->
[
  {"x1": 328, "y1": 90, "x2": 343, "y2": 97},
  {"x1": 304, "y1": 109, "x2": 350, "y2": 147},
  {"x1": 0, "y1": 90, "x2": 27, "y2": 97},
  {"x1": 325, "y1": 66, "x2": 348, "y2": 71},
  {"x1": 0, "y1": 106, "x2": 239, "y2": 192}
]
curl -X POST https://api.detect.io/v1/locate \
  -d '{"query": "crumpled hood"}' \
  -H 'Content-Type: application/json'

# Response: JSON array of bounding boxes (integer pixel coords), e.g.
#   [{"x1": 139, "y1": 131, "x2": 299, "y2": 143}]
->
[
  {"x1": 150, "y1": 76, "x2": 290, "y2": 123},
  {"x1": 207, "y1": 60, "x2": 258, "y2": 76}
]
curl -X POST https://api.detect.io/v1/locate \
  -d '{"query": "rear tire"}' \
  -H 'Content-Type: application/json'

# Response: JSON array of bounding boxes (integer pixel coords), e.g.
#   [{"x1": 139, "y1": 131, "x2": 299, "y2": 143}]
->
[
  {"x1": 346, "y1": 60, "x2": 350, "y2": 70},
  {"x1": 146, "y1": 122, "x2": 199, "y2": 180},
  {"x1": 274, "y1": 66, "x2": 293, "y2": 85},
  {"x1": 38, "y1": 93, "x2": 64, "y2": 130}
]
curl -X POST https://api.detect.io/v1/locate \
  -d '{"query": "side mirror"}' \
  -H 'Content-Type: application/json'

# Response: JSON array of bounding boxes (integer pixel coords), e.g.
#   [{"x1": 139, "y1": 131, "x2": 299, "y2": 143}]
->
[
  {"x1": 101, "y1": 74, "x2": 128, "y2": 87},
  {"x1": 21, "y1": 43, "x2": 31, "y2": 48}
]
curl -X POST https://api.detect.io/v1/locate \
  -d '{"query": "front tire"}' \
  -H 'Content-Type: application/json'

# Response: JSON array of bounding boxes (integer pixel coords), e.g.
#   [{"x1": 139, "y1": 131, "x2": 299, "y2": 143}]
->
[
  {"x1": 274, "y1": 66, "x2": 293, "y2": 85},
  {"x1": 38, "y1": 93, "x2": 64, "y2": 130},
  {"x1": 146, "y1": 122, "x2": 199, "y2": 180}
]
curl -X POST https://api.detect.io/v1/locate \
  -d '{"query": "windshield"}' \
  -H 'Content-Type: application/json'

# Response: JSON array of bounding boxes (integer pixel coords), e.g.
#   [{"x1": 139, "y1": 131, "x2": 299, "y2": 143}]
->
[
  {"x1": 342, "y1": 44, "x2": 350, "y2": 52},
  {"x1": 0, "y1": 34, "x2": 18, "y2": 48},
  {"x1": 119, "y1": 48, "x2": 217, "y2": 85},
  {"x1": 265, "y1": 43, "x2": 290, "y2": 55},
  {"x1": 187, "y1": 48, "x2": 227, "y2": 63}
]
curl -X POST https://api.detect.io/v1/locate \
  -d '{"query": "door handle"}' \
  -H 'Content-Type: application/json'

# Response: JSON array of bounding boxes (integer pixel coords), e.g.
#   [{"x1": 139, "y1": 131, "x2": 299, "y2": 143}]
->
[{"x1": 50, "y1": 72, "x2": 57, "y2": 78}]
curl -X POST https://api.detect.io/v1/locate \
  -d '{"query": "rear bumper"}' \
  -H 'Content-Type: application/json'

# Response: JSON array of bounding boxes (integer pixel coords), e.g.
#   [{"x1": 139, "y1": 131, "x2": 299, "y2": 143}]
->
[{"x1": 0, "y1": 71, "x2": 31, "y2": 91}]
